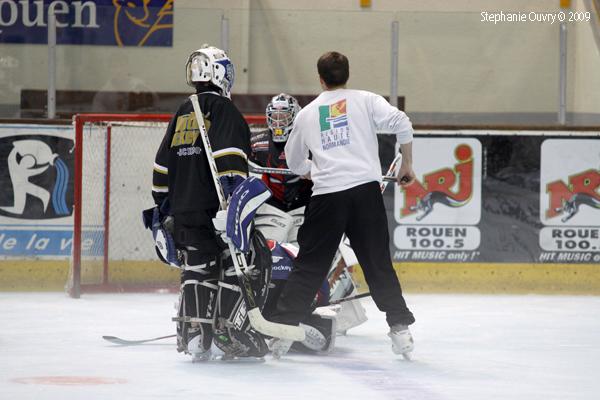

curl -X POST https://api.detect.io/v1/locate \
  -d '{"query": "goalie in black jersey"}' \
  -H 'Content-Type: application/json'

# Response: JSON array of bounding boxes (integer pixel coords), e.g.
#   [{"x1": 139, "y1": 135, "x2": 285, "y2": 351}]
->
[{"x1": 149, "y1": 45, "x2": 271, "y2": 361}]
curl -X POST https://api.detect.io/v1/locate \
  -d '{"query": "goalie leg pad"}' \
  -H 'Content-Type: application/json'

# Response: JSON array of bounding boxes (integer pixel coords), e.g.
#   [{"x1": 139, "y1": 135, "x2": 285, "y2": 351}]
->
[
  {"x1": 213, "y1": 232, "x2": 272, "y2": 358},
  {"x1": 287, "y1": 206, "x2": 306, "y2": 247},
  {"x1": 291, "y1": 312, "x2": 337, "y2": 353},
  {"x1": 176, "y1": 270, "x2": 218, "y2": 357},
  {"x1": 214, "y1": 275, "x2": 269, "y2": 357},
  {"x1": 216, "y1": 274, "x2": 250, "y2": 332},
  {"x1": 327, "y1": 268, "x2": 368, "y2": 333},
  {"x1": 254, "y1": 203, "x2": 295, "y2": 243},
  {"x1": 328, "y1": 266, "x2": 357, "y2": 302},
  {"x1": 218, "y1": 230, "x2": 272, "y2": 315},
  {"x1": 213, "y1": 326, "x2": 269, "y2": 358},
  {"x1": 335, "y1": 299, "x2": 368, "y2": 334}
]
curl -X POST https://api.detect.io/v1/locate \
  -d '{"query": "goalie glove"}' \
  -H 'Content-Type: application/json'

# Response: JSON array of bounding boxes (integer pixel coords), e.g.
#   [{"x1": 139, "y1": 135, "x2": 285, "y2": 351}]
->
[
  {"x1": 219, "y1": 174, "x2": 246, "y2": 199},
  {"x1": 142, "y1": 206, "x2": 182, "y2": 268}
]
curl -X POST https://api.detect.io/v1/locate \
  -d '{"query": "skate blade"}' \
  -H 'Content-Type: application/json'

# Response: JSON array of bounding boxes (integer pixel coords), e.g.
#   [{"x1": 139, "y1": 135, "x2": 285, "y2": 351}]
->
[
  {"x1": 191, "y1": 353, "x2": 213, "y2": 363},
  {"x1": 401, "y1": 352, "x2": 412, "y2": 361},
  {"x1": 219, "y1": 355, "x2": 265, "y2": 363}
]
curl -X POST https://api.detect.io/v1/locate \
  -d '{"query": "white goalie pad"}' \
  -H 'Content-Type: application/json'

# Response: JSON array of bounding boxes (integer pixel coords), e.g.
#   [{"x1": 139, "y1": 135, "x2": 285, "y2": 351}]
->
[
  {"x1": 294, "y1": 307, "x2": 337, "y2": 353},
  {"x1": 338, "y1": 238, "x2": 358, "y2": 267},
  {"x1": 254, "y1": 203, "x2": 295, "y2": 243},
  {"x1": 328, "y1": 267, "x2": 368, "y2": 334},
  {"x1": 335, "y1": 299, "x2": 368, "y2": 334},
  {"x1": 287, "y1": 206, "x2": 306, "y2": 247}
]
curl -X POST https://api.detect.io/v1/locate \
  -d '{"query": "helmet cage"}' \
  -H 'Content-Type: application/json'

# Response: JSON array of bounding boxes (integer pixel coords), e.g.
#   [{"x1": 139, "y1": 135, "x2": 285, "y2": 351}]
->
[
  {"x1": 185, "y1": 45, "x2": 235, "y2": 98},
  {"x1": 266, "y1": 94, "x2": 300, "y2": 143}
]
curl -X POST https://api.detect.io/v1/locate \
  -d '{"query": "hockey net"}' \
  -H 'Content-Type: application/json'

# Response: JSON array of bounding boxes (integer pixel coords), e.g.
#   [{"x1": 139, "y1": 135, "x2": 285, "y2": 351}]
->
[{"x1": 67, "y1": 113, "x2": 266, "y2": 298}]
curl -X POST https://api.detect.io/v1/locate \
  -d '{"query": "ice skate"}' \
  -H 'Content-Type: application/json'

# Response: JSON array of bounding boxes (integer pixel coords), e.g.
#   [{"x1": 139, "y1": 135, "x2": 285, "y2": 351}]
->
[
  {"x1": 187, "y1": 331, "x2": 213, "y2": 362},
  {"x1": 388, "y1": 324, "x2": 414, "y2": 360},
  {"x1": 268, "y1": 338, "x2": 293, "y2": 359},
  {"x1": 191, "y1": 348, "x2": 212, "y2": 362}
]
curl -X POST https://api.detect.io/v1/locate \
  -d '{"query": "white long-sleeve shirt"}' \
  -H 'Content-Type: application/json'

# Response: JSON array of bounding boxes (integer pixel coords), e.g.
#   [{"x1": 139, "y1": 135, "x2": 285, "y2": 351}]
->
[{"x1": 284, "y1": 88, "x2": 413, "y2": 196}]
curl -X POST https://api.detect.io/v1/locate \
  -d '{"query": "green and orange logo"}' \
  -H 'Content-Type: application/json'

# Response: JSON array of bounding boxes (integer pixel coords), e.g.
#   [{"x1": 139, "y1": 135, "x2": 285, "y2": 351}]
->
[{"x1": 319, "y1": 99, "x2": 348, "y2": 132}]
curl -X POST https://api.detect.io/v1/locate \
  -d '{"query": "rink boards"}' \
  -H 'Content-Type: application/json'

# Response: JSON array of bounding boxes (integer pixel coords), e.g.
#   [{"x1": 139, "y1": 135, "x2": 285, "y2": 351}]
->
[
  {"x1": 1, "y1": 260, "x2": 600, "y2": 294},
  {"x1": 0, "y1": 123, "x2": 599, "y2": 293}
]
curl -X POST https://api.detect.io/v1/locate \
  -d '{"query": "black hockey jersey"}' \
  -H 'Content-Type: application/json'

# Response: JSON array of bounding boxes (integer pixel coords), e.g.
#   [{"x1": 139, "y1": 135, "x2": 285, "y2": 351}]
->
[
  {"x1": 152, "y1": 90, "x2": 250, "y2": 213},
  {"x1": 250, "y1": 129, "x2": 312, "y2": 211}
]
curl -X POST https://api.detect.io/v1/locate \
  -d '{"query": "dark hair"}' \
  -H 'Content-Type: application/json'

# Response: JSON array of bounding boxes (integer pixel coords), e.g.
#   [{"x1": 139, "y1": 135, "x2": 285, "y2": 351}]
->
[{"x1": 317, "y1": 51, "x2": 349, "y2": 88}]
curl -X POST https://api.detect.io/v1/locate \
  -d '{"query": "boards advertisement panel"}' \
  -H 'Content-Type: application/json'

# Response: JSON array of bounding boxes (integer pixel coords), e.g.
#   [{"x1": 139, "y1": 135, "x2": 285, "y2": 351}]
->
[{"x1": 384, "y1": 132, "x2": 600, "y2": 264}]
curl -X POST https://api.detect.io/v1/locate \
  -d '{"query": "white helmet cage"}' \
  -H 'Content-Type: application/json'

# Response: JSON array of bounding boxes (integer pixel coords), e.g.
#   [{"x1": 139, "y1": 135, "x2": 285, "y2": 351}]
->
[
  {"x1": 186, "y1": 44, "x2": 235, "y2": 98},
  {"x1": 266, "y1": 93, "x2": 301, "y2": 143}
]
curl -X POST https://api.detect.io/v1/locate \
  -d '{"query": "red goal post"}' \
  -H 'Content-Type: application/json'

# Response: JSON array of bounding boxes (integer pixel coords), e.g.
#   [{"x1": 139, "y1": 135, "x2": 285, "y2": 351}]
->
[{"x1": 67, "y1": 113, "x2": 266, "y2": 298}]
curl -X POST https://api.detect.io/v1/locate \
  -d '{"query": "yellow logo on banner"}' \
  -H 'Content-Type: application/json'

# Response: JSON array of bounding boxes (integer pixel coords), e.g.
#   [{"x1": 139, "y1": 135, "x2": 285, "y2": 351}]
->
[{"x1": 112, "y1": 0, "x2": 174, "y2": 47}]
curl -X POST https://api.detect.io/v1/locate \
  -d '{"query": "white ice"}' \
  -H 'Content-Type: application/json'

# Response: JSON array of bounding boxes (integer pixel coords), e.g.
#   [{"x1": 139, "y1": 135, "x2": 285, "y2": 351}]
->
[{"x1": 1, "y1": 292, "x2": 599, "y2": 400}]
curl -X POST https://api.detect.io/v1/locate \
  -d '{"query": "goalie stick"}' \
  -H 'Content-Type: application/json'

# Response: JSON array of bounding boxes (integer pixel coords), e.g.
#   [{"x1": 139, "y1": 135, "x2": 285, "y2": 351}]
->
[
  {"x1": 102, "y1": 334, "x2": 176, "y2": 345},
  {"x1": 190, "y1": 94, "x2": 305, "y2": 342},
  {"x1": 101, "y1": 290, "x2": 370, "y2": 346}
]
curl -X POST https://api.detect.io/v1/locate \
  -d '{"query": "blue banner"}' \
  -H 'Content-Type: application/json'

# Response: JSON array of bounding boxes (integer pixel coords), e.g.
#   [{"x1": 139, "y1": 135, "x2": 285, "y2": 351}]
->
[
  {"x1": 0, "y1": 229, "x2": 104, "y2": 256},
  {"x1": 0, "y1": 0, "x2": 173, "y2": 46}
]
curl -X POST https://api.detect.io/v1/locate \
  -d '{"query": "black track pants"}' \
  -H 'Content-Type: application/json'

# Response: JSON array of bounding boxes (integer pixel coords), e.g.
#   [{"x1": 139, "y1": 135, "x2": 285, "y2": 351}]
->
[{"x1": 271, "y1": 181, "x2": 415, "y2": 327}]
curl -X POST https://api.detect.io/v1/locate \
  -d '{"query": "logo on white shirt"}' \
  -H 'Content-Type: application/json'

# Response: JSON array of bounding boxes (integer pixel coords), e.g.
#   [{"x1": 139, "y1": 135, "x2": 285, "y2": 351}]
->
[{"x1": 318, "y1": 99, "x2": 350, "y2": 151}]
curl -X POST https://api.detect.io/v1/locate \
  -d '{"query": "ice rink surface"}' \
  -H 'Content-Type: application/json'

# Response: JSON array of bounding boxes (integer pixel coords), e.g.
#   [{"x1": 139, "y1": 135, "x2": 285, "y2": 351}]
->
[{"x1": 1, "y1": 292, "x2": 599, "y2": 400}]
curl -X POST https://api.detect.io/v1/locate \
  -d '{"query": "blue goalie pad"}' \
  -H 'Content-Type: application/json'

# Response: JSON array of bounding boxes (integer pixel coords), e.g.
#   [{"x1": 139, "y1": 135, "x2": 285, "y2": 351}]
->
[{"x1": 226, "y1": 177, "x2": 272, "y2": 252}]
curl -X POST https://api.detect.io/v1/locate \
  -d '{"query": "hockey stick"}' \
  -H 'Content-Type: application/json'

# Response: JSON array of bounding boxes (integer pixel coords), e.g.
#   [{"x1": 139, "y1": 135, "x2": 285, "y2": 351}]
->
[
  {"x1": 381, "y1": 153, "x2": 403, "y2": 190},
  {"x1": 250, "y1": 158, "x2": 406, "y2": 185},
  {"x1": 329, "y1": 291, "x2": 371, "y2": 305},
  {"x1": 383, "y1": 176, "x2": 405, "y2": 183},
  {"x1": 190, "y1": 95, "x2": 305, "y2": 342},
  {"x1": 101, "y1": 291, "x2": 372, "y2": 346},
  {"x1": 249, "y1": 161, "x2": 296, "y2": 176},
  {"x1": 102, "y1": 334, "x2": 176, "y2": 345}
]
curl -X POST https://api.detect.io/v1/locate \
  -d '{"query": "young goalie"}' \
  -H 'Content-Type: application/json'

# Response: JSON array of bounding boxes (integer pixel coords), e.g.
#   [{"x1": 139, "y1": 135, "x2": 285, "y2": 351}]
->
[{"x1": 148, "y1": 45, "x2": 270, "y2": 361}]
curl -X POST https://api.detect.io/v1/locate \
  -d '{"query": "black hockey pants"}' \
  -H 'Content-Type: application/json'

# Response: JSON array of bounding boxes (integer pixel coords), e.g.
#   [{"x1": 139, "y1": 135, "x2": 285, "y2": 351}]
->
[
  {"x1": 271, "y1": 181, "x2": 415, "y2": 328},
  {"x1": 173, "y1": 208, "x2": 225, "y2": 266}
]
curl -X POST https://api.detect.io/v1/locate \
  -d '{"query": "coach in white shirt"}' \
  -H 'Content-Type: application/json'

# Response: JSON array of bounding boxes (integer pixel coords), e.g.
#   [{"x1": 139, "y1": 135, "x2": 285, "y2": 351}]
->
[{"x1": 270, "y1": 51, "x2": 416, "y2": 358}]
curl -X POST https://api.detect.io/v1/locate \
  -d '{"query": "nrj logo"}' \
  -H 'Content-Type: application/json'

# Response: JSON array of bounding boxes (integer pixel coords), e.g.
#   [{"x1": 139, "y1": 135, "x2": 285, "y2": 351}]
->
[
  {"x1": 0, "y1": 136, "x2": 72, "y2": 219},
  {"x1": 112, "y1": 0, "x2": 173, "y2": 47},
  {"x1": 545, "y1": 169, "x2": 600, "y2": 222},
  {"x1": 400, "y1": 144, "x2": 474, "y2": 221}
]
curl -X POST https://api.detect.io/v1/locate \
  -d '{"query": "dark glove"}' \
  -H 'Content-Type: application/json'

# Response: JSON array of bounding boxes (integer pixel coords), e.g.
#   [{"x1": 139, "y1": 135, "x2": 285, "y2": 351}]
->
[{"x1": 219, "y1": 174, "x2": 246, "y2": 198}]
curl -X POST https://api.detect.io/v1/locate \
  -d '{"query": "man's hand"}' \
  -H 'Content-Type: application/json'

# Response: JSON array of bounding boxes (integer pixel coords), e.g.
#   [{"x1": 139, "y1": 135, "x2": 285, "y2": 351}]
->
[
  {"x1": 302, "y1": 172, "x2": 311, "y2": 180},
  {"x1": 397, "y1": 142, "x2": 415, "y2": 187},
  {"x1": 396, "y1": 164, "x2": 415, "y2": 186}
]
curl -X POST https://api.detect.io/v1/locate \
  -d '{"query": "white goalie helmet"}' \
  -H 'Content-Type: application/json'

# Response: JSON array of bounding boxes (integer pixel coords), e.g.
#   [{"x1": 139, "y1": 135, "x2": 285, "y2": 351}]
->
[
  {"x1": 186, "y1": 44, "x2": 235, "y2": 98},
  {"x1": 266, "y1": 93, "x2": 301, "y2": 143}
]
